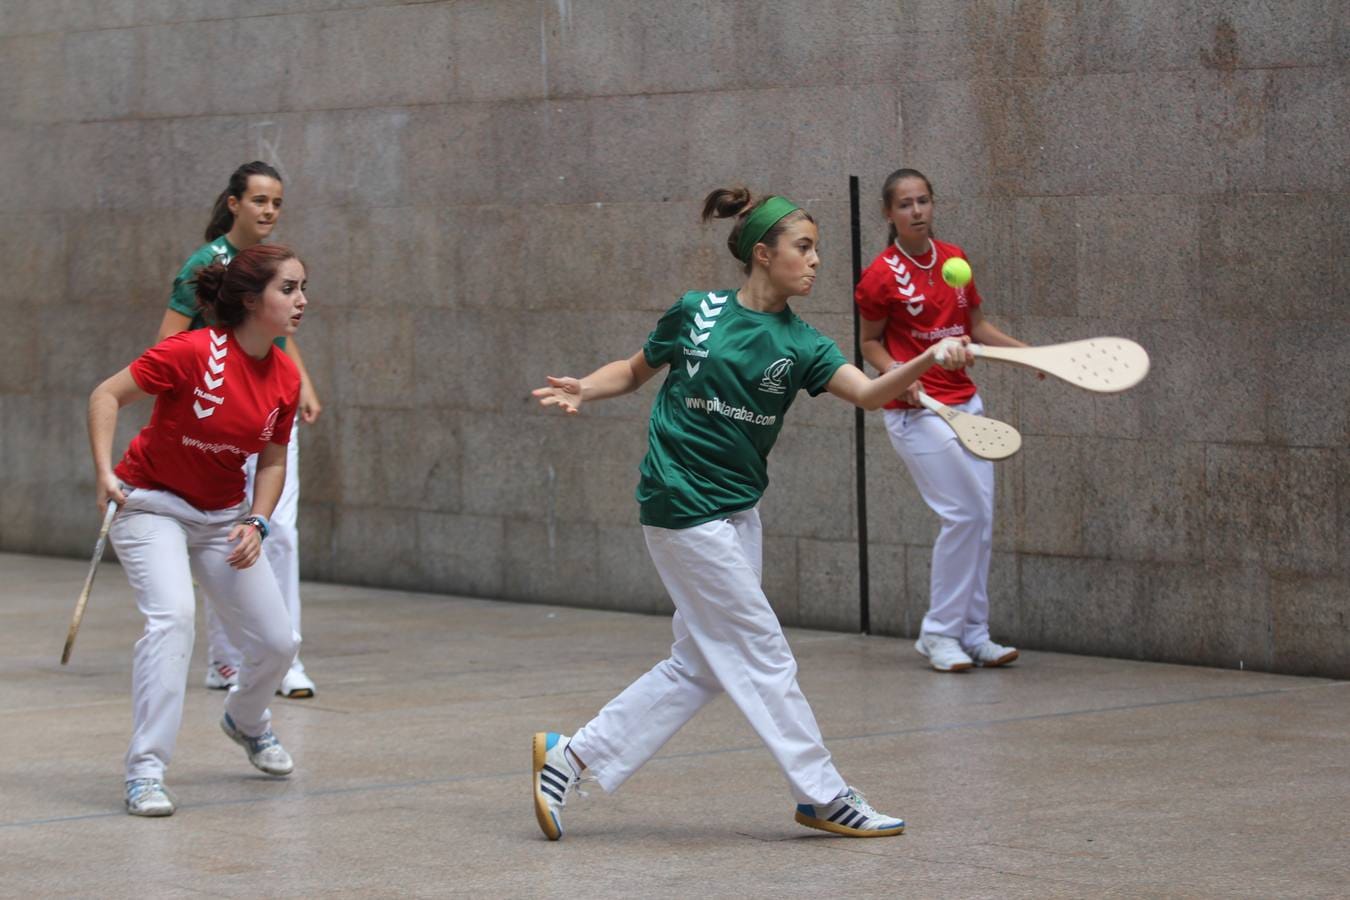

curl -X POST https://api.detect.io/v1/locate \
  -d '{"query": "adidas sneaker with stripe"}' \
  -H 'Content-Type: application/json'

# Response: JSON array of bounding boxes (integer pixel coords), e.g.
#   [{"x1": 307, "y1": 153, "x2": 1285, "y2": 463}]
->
[
  {"x1": 532, "y1": 732, "x2": 581, "y2": 840},
  {"x1": 795, "y1": 786, "x2": 905, "y2": 837}
]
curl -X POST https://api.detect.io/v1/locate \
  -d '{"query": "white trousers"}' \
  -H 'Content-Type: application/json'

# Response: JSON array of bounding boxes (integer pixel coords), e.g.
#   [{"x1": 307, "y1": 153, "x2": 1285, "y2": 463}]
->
[
  {"x1": 569, "y1": 508, "x2": 848, "y2": 806},
  {"x1": 884, "y1": 394, "x2": 995, "y2": 647},
  {"x1": 111, "y1": 487, "x2": 298, "y2": 780},
  {"x1": 206, "y1": 426, "x2": 303, "y2": 671}
]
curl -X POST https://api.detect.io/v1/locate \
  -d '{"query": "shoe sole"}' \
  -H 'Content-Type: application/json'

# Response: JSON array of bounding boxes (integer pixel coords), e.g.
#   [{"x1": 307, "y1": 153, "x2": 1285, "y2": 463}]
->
[
  {"x1": 976, "y1": 649, "x2": 1019, "y2": 667},
  {"x1": 126, "y1": 803, "x2": 175, "y2": 817},
  {"x1": 794, "y1": 811, "x2": 904, "y2": 837},
  {"x1": 220, "y1": 719, "x2": 294, "y2": 777},
  {"x1": 277, "y1": 687, "x2": 315, "y2": 698},
  {"x1": 531, "y1": 732, "x2": 562, "y2": 841}
]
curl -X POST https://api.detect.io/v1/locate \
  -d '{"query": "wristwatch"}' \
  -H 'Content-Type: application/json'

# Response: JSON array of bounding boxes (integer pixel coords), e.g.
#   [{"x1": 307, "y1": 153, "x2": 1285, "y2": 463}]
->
[{"x1": 240, "y1": 514, "x2": 270, "y2": 541}]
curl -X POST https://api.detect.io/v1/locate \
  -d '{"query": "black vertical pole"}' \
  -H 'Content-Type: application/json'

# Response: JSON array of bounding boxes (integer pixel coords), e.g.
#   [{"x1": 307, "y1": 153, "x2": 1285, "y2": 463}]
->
[{"x1": 849, "y1": 175, "x2": 870, "y2": 634}]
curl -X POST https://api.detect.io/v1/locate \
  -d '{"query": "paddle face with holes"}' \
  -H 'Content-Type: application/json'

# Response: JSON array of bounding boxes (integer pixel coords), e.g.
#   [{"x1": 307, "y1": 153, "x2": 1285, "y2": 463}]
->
[
  {"x1": 917, "y1": 393, "x2": 1022, "y2": 460},
  {"x1": 973, "y1": 338, "x2": 1150, "y2": 393}
]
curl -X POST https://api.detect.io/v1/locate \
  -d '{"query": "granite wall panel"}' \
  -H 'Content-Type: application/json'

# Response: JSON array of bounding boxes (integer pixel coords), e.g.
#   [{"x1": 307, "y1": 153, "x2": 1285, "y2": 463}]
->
[{"x1": 3, "y1": 1, "x2": 1345, "y2": 677}]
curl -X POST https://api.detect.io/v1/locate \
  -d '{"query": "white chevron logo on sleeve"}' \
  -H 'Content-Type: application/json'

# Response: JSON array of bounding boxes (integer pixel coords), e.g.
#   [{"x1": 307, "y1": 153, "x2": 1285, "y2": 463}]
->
[
  {"x1": 906, "y1": 302, "x2": 924, "y2": 316},
  {"x1": 694, "y1": 313, "x2": 716, "y2": 331},
  {"x1": 686, "y1": 361, "x2": 700, "y2": 377},
  {"x1": 193, "y1": 400, "x2": 215, "y2": 419},
  {"x1": 209, "y1": 330, "x2": 227, "y2": 347},
  {"x1": 210, "y1": 343, "x2": 228, "y2": 362},
  {"x1": 896, "y1": 281, "x2": 916, "y2": 298},
  {"x1": 207, "y1": 355, "x2": 225, "y2": 375},
  {"x1": 707, "y1": 292, "x2": 727, "y2": 305},
  {"x1": 699, "y1": 298, "x2": 725, "y2": 319},
  {"x1": 203, "y1": 370, "x2": 223, "y2": 390},
  {"x1": 689, "y1": 328, "x2": 710, "y2": 346}
]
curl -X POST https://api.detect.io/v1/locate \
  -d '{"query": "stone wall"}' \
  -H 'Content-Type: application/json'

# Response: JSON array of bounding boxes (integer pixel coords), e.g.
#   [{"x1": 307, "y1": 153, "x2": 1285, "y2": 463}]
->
[{"x1": 2, "y1": 1, "x2": 1345, "y2": 676}]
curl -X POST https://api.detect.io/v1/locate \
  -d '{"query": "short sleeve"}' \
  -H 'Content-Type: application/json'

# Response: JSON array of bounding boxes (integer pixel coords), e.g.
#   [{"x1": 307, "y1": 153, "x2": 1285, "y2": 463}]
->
[
  {"x1": 270, "y1": 383, "x2": 300, "y2": 446},
  {"x1": 802, "y1": 333, "x2": 848, "y2": 397},
  {"x1": 167, "y1": 254, "x2": 204, "y2": 319},
  {"x1": 642, "y1": 298, "x2": 686, "y2": 368},
  {"x1": 965, "y1": 277, "x2": 984, "y2": 310},
  {"x1": 128, "y1": 332, "x2": 194, "y2": 395},
  {"x1": 854, "y1": 263, "x2": 891, "y2": 322}
]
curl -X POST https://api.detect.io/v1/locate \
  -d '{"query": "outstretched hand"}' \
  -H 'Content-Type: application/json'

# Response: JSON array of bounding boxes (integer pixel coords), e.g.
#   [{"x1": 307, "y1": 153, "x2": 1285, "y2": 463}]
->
[{"x1": 532, "y1": 376, "x2": 584, "y2": 415}]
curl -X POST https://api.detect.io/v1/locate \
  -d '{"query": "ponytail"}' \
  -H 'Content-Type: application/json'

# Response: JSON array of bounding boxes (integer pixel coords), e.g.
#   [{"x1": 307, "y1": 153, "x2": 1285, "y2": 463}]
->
[
  {"x1": 701, "y1": 186, "x2": 813, "y2": 274},
  {"x1": 204, "y1": 161, "x2": 283, "y2": 242}
]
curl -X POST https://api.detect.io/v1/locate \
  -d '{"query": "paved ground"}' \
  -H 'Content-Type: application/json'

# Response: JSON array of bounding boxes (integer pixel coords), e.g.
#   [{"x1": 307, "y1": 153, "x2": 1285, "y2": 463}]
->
[{"x1": 1, "y1": 552, "x2": 1346, "y2": 899}]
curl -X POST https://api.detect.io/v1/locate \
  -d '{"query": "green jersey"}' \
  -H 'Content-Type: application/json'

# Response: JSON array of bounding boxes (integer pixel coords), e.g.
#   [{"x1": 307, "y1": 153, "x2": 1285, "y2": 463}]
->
[
  {"x1": 637, "y1": 290, "x2": 847, "y2": 529},
  {"x1": 167, "y1": 236, "x2": 286, "y2": 349}
]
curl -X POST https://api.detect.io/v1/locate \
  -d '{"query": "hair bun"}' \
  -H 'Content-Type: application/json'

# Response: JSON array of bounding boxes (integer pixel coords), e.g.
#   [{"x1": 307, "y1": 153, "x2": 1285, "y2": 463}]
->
[
  {"x1": 701, "y1": 186, "x2": 754, "y2": 222},
  {"x1": 191, "y1": 260, "x2": 228, "y2": 314}
]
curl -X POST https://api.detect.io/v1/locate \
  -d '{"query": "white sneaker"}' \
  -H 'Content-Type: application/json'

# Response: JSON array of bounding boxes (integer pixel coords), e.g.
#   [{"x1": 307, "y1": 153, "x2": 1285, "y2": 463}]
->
[
  {"x1": 277, "y1": 666, "x2": 315, "y2": 699},
  {"x1": 967, "y1": 640, "x2": 1019, "y2": 667},
  {"x1": 221, "y1": 713, "x2": 294, "y2": 776},
  {"x1": 532, "y1": 732, "x2": 583, "y2": 840},
  {"x1": 795, "y1": 786, "x2": 905, "y2": 837},
  {"x1": 125, "y1": 778, "x2": 176, "y2": 817},
  {"x1": 915, "y1": 633, "x2": 974, "y2": 672},
  {"x1": 205, "y1": 661, "x2": 239, "y2": 690}
]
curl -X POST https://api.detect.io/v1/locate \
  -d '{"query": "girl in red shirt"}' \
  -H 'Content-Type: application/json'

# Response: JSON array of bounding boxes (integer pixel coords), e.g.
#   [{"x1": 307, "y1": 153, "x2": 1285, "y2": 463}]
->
[
  {"x1": 157, "y1": 161, "x2": 322, "y2": 699},
  {"x1": 88, "y1": 244, "x2": 308, "y2": 816},
  {"x1": 855, "y1": 168, "x2": 1030, "y2": 673}
]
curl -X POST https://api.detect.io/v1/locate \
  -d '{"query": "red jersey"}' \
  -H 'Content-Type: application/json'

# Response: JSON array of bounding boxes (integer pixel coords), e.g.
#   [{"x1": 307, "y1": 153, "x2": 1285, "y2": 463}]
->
[
  {"x1": 854, "y1": 238, "x2": 983, "y2": 409},
  {"x1": 116, "y1": 329, "x2": 300, "y2": 511}
]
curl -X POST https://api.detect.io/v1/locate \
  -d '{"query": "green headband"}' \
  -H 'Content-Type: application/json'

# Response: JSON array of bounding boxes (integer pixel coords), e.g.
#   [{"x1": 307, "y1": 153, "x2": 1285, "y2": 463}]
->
[{"x1": 735, "y1": 196, "x2": 801, "y2": 263}]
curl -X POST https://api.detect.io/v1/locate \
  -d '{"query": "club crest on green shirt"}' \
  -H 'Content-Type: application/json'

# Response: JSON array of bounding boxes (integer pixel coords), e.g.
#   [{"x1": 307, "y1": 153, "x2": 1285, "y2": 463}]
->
[{"x1": 758, "y1": 357, "x2": 793, "y2": 395}]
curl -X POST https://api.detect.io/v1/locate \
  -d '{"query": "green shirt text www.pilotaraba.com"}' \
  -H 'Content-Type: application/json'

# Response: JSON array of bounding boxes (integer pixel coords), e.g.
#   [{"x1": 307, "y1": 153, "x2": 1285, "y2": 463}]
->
[{"x1": 638, "y1": 289, "x2": 846, "y2": 529}]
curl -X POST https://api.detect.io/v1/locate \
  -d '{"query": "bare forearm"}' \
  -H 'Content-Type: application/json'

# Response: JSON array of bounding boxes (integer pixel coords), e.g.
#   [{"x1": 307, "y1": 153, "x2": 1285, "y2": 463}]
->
[
  {"x1": 860, "y1": 337, "x2": 895, "y2": 374},
  {"x1": 972, "y1": 319, "x2": 1027, "y2": 348},
  {"x1": 829, "y1": 348, "x2": 939, "y2": 411},
  {"x1": 283, "y1": 336, "x2": 304, "y2": 369},
  {"x1": 283, "y1": 338, "x2": 313, "y2": 384},
  {"x1": 581, "y1": 357, "x2": 646, "y2": 403},
  {"x1": 856, "y1": 352, "x2": 935, "y2": 410},
  {"x1": 250, "y1": 460, "x2": 285, "y2": 519},
  {"x1": 88, "y1": 390, "x2": 120, "y2": 476}
]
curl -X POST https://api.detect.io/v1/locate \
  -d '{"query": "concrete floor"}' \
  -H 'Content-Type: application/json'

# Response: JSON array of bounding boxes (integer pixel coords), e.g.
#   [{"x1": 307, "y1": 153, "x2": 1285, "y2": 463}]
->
[{"x1": 1, "y1": 552, "x2": 1346, "y2": 899}]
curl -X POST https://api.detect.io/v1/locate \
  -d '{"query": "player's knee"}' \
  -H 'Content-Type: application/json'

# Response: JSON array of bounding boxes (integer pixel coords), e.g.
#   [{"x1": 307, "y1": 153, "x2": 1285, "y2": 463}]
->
[
  {"x1": 145, "y1": 603, "x2": 195, "y2": 638},
  {"x1": 942, "y1": 503, "x2": 993, "y2": 532},
  {"x1": 256, "y1": 625, "x2": 298, "y2": 663}
]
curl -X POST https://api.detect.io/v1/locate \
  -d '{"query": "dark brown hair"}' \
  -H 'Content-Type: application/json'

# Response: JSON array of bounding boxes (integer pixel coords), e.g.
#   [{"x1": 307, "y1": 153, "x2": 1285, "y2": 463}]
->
[
  {"x1": 701, "y1": 186, "x2": 815, "y2": 273},
  {"x1": 204, "y1": 161, "x2": 283, "y2": 242},
  {"x1": 881, "y1": 168, "x2": 935, "y2": 245},
  {"x1": 192, "y1": 244, "x2": 301, "y2": 328}
]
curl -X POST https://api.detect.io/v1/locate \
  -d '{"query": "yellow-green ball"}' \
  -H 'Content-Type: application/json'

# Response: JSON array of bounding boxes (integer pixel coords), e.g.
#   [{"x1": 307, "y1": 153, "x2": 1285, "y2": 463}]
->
[{"x1": 942, "y1": 257, "x2": 972, "y2": 288}]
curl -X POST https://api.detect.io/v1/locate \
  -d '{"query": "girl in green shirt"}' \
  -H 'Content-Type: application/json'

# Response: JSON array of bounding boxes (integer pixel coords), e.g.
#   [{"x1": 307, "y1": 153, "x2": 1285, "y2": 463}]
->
[{"x1": 529, "y1": 187, "x2": 971, "y2": 841}]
